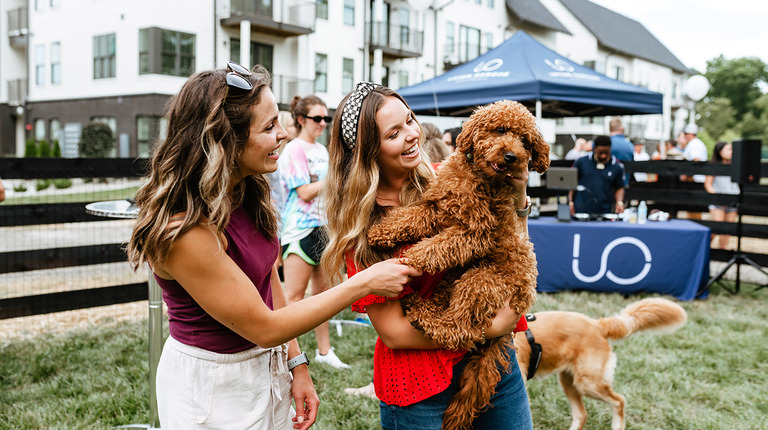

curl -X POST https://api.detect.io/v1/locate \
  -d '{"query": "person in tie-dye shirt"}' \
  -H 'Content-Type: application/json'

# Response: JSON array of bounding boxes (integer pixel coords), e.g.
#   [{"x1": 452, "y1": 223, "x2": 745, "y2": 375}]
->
[{"x1": 278, "y1": 95, "x2": 350, "y2": 369}]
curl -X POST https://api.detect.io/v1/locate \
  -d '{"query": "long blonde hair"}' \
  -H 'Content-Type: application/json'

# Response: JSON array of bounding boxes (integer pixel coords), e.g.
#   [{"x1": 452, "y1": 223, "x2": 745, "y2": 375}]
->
[
  {"x1": 127, "y1": 65, "x2": 278, "y2": 270},
  {"x1": 321, "y1": 86, "x2": 434, "y2": 283}
]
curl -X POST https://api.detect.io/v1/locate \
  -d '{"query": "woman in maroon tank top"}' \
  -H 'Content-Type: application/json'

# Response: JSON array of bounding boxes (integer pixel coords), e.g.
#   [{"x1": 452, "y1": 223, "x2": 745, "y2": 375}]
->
[{"x1": 126, "y1": 62, "x2": 418, "y2": 430}]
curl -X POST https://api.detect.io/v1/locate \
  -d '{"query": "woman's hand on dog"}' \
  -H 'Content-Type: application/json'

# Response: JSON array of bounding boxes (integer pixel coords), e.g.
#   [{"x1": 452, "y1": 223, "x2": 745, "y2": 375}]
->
[
  {"x1": 357, "y1": 258, "x2": 422, "y2": 298},
  {"x1": 486, "y1": 303, "x2": 521, "y2": 339},
  {"x1": 507, "y1": 166, "x2": 529, "y2": 211}
]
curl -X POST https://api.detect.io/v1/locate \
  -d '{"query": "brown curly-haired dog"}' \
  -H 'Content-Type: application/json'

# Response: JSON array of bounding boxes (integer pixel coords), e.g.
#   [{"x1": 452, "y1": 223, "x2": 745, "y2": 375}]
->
[{"x1": 368, "y1": 100, "x2": 550, "y2": 429}]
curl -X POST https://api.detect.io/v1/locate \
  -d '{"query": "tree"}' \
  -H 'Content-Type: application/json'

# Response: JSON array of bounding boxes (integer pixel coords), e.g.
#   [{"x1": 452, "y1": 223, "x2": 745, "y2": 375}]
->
[
  {"x1": 24, "y1": 139, "x2": 37, "y2": 157},
  {"x1": 696, "y1": 97, "x2": 735, "y2": 140},
  {"x1": 704, "y1": 56, "x2": 768, "y2": 119},
  {"x1": 52, "y1": 140, "x2": 62, "y2": 157},
  {"x1": 78, "y1": 122, "x2": 114, "y2": 157},
  {"x1": 698, "y1": 56, "x2": 768, "y2": 148},
  {"x1": 38, "y1": 139, "x2": 51, "y2": 157}
]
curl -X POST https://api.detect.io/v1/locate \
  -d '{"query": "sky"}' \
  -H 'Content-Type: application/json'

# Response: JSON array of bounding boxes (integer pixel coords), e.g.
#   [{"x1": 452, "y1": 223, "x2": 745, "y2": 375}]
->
[{"x1": 589, "y1": 0, "x2": 768, "y2": 72}]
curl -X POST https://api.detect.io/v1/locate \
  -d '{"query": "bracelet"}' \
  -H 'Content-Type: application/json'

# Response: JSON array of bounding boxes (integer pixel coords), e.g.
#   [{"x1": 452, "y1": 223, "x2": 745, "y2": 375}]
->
[
  {"x1": 616, "y1": 201, "x2": 625, "y2": 207},
  {"x1": 479, "y1": 327, "x2": 486, "y2": 345}
]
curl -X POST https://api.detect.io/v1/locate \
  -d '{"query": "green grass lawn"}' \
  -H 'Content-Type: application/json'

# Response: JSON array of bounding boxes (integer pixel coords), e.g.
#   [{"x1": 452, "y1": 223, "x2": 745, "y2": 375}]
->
[
  {"x1": 3, "y1": 185, "x2": 141, "y2": 205},
  {"x1": 2, "y1": 282, "x2": 767, "y2": 429}
]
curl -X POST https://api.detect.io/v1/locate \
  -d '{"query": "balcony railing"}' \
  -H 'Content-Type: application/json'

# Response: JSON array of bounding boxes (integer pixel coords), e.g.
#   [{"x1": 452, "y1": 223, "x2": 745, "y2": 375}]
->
[
  {"x1": 223, "y1": 0, "x2": 315, "y2": 36},
  {"x1": 7, "y1": 79, "x2": 27, "y2": 105},
  {"x1": 7, "y1": 7, "x2": 28, "y2": 46},
  {"x1": 366, "y1": 22, "x2": 423, "y2": 58},
  {"x1": 272, "y1": 74, "x2": 314, "y2": 106}
]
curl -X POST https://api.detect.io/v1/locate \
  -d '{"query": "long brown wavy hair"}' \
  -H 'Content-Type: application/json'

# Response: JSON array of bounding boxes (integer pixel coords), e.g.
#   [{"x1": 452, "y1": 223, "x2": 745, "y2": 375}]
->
[
  {"x1": 321, "y1": 86, "x2": 434, "y2": 283},
  {"x1": 127, "y1": 65, "x2": 278, "y2": 270}
]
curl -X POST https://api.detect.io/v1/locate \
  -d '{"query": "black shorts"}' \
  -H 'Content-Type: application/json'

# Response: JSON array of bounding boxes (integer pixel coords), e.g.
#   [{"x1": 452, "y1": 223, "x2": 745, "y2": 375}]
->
[{"x1": 281, "y1": 227, "x2": 327, "y2": 266}]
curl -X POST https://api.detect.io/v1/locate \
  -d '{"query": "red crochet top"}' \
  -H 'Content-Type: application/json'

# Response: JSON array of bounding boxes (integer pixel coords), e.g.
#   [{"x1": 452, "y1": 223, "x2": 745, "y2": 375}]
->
[{"x1": 348, "y1": 253, "x2": 528, "y2": 406}]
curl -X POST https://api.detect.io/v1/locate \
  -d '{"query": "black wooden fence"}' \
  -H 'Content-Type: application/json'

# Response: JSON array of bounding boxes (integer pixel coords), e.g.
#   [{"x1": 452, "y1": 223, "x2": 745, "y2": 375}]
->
[
  {"x1": 1, "y1": 157, "x2": 766, "y2": 319},
  {"x1": 0, "y1": 158, "x2": 149, "y2": 319}
]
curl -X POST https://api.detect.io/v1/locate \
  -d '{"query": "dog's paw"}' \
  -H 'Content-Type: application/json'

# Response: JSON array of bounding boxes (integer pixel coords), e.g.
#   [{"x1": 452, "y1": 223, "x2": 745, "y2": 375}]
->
[
  {"x1": 404, "y1": 248, "x2": 443, "y2": 274},
  {"x1": 367, "y1": 224, "x2": 398, "y2": 248}
]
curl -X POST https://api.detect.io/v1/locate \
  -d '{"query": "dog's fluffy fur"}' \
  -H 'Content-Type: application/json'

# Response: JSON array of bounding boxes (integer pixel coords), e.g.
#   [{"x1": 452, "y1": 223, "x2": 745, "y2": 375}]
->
[
  {"x1": 368, "y1": 100, "x2": 550, "y2": 429},
  {"x1": 515, "y1": 297, "x2": 688, "y2": 430}
]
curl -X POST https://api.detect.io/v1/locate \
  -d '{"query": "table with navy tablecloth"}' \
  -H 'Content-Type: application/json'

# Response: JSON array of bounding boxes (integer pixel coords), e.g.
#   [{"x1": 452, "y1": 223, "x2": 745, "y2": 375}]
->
[{"x1": 527, "y1": 217, "x2": 710, "y2": 300}]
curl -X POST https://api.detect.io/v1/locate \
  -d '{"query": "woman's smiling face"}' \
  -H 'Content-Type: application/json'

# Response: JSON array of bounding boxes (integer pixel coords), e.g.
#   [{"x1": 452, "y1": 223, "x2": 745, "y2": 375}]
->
[
  {"x1": 375, "y1": 96, "x2": 422, "y2": 180},
  {"x1": 237, "y1": 88, "x2": 287, "y2": 178}
]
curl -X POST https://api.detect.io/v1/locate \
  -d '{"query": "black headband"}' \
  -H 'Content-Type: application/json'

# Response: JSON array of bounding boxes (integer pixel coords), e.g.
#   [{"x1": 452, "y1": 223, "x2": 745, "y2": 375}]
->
[{"x1": 340, "y1": 82, "x2": 381, "y2": 150}]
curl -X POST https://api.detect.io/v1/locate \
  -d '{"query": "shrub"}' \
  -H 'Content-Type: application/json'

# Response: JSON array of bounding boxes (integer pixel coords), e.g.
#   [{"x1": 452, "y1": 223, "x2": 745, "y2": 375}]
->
[
  {"x1": 36, "y1": 179, "x2": 51, "y2": 191},
  {"x1": 52, "y1": 178, "x2": 73, "y2": 189},
  {"x1": 78, "y1": 122, "x2": 115, "y2": 157},
  {"x1": 38, "y1": 139, "x2": 51, "y2": 157},
  {"x1": 25, "y1": 139, "x2": 37, "y2": 157},
  {"x1": 52, "y1": 140, "x2": 62, "y2": 157},
  {"x1": 13, "y1": 182, "x2": 27, "y2": 192}
]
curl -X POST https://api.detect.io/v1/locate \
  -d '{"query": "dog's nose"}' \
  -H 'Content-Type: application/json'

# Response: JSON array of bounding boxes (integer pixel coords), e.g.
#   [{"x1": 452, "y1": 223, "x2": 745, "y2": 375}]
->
[{"x1": 504, "y1": 153, "x2": 517, "y2": 164}]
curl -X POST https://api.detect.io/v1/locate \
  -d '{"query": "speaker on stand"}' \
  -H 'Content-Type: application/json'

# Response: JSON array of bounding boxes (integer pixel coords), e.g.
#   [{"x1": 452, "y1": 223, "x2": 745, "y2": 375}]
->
[{"x1": 698, "y1": 139, "x2": 767, "y2": 297}]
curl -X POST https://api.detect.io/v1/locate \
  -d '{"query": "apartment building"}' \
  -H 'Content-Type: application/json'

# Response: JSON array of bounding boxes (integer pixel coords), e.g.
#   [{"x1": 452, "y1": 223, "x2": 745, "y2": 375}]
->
[{"x1": 0, "y1": 0, "x2": 691, "y2": 158}]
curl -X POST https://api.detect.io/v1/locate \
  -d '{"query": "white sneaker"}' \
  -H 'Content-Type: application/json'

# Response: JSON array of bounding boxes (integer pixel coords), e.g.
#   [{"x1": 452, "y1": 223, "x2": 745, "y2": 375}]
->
[
  {"x1": 344, "y1": 382, "x2": 378, "y2": 400},
  {"x1": 314, "y1": 347, "x2": 350, "y2": 369}
]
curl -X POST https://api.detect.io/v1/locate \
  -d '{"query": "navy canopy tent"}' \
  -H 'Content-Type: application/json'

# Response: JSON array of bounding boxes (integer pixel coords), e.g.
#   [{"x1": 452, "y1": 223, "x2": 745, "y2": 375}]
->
[{"x1": 398, "y1": 31, "x2": 663, "y2": 118}]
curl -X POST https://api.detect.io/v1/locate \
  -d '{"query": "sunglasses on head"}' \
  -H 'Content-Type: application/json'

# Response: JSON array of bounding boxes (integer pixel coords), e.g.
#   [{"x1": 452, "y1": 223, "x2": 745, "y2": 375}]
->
[
  {"x1": 225, "y1": 60, "x2": 253, "y2": 92},
  {"x1": 302, "y1": 114, "x2": 332, "y2": 123}
]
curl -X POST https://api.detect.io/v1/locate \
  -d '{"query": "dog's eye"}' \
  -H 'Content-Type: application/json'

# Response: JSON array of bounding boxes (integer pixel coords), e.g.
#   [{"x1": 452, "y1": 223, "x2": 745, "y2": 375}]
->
[
  {"x1": 521, "y1": 137, "x2": 530, "y2": 146},
  {"x1": 496, "y1": 127, "x2": 507, "y2": 134}
]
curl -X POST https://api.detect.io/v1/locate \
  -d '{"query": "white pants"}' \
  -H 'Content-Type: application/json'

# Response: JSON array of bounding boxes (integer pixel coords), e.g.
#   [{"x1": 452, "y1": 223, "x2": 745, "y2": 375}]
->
[{"x1": 156, "y1": 336, "x2": 294, "y2": 429}]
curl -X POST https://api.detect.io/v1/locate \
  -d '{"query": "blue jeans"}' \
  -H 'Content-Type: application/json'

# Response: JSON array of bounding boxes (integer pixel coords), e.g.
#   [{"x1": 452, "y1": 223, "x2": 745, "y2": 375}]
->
[{"x1": 379, "y1": 347, "x2": 533, "y2": 430}]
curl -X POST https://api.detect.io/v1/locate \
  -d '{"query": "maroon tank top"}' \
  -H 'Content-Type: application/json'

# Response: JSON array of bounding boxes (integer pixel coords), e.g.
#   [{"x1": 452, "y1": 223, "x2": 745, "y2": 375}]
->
[{"x1": 154, "y1": 206, "x2": 279, "y2": 353}]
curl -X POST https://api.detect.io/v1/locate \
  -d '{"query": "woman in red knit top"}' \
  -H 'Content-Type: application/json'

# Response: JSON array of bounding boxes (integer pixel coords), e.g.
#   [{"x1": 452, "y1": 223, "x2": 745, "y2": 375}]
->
[{"x1": 322, "y1": 83, "x2": 533, "y2": 429}]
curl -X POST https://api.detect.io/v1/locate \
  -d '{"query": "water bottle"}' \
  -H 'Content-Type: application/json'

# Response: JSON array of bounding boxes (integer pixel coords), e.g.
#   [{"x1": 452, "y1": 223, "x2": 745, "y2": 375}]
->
[{"x1": 638, "y1": 201, "x2": 648, "y2": 224}]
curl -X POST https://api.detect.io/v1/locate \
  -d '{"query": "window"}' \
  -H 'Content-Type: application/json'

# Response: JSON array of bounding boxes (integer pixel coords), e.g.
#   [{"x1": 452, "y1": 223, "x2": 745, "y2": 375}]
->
[
  {"x1": 487, "y1": 0, "x2": 495, "y2": 7},
  {"x1": 35, "y1": 44, "x2": 45, "y2": 85},
  {"x1": 137, "y1": 116, "x2": 165, "y2": 158},
  {"x1": 50, "y1": 118, "x2": 61, "y2": 144},
  {"x1": 583, "y1": 60, "x2": 596, "y2": 70},
  {"x1": 93, "y1": 33, "x2": 116, "y2": 79},
  {"x1": 139, "y1": 28, "x2": 196, "y2": 76},
  {"x1": 484, "y1": 32, "x2": 493, "y2": 53},
  {"x1": 317, "y1": 0, "x2": 328, "y2": 20},
  {"x1": 398, "y1": 71, "x2": 408, "y2": 89},
  {"x1": 343, "y1": 0, "x2": 355, "y2": 25},
  {"x1": 50, "y1": 0, "x2": 60, "y2": 8},
  {"x1": 399, "y1": 9, "x2": 410, "y2": 46},
  {"x1": 34, "y1": 119, "x2": 45, "y2": 141},
  {"x1": 445, "y1": 21, "x2": 455, "y2": 54},
  {"x1": 459, "y1": 25, "x2": 480, "y2": 63},
  {"x1": 315, "y1": 53, "x2": 327, "y2": 93},
  {"x1": 139, "y1": 30, "x2": 150, "y2": 74},
  {"x1": 162, "y1": 31, "x2": 195, "y2": 76},
  {"x1": 91, "y1": 116, "x2": 117, "y2": 157},
  {"x1": 34, "y1": 0, "x2": 42, "y2": 11},
  {"x1": 381, "y1": 66, "x2": 390, "y2": 88},
  {"x1": 614, "y1": 66, "x2": 624, "y2": 81},
  {"x1": 50, "y1": 42, "x2": 61, "y2": 84},
  {"x1": 342, "y1": 58, "x2": 354, "y2": 94},
  {"x1": 230, "y1": 39, "x2": 273, "y2": 72}
]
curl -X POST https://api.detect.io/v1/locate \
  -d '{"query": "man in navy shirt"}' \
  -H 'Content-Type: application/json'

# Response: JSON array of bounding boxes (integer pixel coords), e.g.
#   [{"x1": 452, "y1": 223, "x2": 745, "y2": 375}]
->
[{"x1": 569, "y1": 135, "x2": 626, "y2": 216}]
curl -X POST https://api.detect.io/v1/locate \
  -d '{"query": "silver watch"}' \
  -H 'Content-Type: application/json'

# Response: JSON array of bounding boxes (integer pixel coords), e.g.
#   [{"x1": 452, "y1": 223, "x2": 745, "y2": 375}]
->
[
  {"x1": 517, "y1": 196, "x2": 531, "y2": 217},
  {"x1": 287, "y1": 352, "x2": 309, "y2": 371}
]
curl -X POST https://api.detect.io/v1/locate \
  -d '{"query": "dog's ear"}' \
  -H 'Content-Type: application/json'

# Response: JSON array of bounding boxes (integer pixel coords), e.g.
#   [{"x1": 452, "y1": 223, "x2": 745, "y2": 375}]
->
[
  {"x1": 455, "y1": 119, "x2": 477, "y2": 157},
  {"x1": 529, "y1": 131, "x2": 551, "y2": 173}
]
